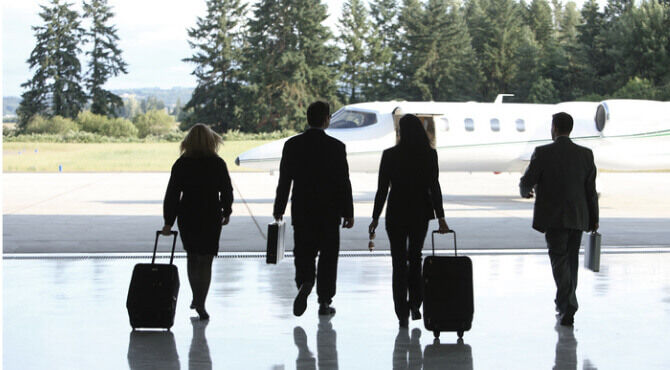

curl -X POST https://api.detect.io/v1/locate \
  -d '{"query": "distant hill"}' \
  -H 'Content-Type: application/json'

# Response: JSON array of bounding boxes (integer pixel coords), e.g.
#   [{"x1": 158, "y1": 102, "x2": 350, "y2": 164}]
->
[
  {"x1": 3, "y1": 96, "x2": 21, "y2": 116},
  {"x1": 3, "y1": 87, "x2": 194, "y2": 116}
]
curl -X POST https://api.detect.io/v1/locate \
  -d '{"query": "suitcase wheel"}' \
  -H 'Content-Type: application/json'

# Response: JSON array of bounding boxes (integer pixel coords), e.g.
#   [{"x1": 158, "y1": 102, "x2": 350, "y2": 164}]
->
[
  {"x1": 457, "y1": 330, "x2": 464, "y2": 338},
  {"x1": 433, "y1": 331, "x2": 440, "y2": 339}
]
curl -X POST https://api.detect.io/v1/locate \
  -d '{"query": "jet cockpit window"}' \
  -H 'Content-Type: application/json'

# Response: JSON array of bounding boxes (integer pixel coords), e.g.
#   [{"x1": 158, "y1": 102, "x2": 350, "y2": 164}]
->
[
  {"x1": 329, "y1": 110, "x2": 377, "y2": 129},
  {"x1": 515, "y1": 119, "x2": 525, "y2": 132},
  {"x1": 490, "y1": 118, "x2": 500, "y2": 132},
  {"x1": 465, "y1": 118, "x2": 474, "y2": 132}
]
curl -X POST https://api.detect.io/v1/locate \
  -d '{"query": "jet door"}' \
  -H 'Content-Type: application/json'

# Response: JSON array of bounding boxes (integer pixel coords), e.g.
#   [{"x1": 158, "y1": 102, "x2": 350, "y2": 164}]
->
[{"x1": 392, "y1": 110, "x2": 438, "y2": 149}]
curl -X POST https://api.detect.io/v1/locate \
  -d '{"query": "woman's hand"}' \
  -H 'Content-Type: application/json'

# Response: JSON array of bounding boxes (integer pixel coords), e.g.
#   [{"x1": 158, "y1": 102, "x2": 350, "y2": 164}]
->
[
  {"x1": 368, "y1": 219, "x2": 378, "y2": 238},
  {"x1": 160, "y1": 225, "x2": 173, "y2": 236},
  {"x1": 222, "y1": 216, "x2": 230, "y2": 226},
  {"x1": 437, "y1": 218, "x2": 450, "y2": 234}
]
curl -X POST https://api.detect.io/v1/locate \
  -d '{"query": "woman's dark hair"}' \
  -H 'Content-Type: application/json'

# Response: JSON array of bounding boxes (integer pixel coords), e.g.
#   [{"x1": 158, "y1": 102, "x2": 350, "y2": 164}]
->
[{"x1": 398, "y1": 114, "x2": 431, "y2": 153}]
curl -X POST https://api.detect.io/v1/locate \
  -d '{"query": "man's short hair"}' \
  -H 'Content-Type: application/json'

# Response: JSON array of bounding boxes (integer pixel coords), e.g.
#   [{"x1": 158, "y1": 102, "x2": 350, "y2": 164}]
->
[
  {"x1": 307, "y1": 101, "x2": 330, "y2": 127},
  {"x1": 552, "y1": 112, "x2": 573, "y2": 134}
]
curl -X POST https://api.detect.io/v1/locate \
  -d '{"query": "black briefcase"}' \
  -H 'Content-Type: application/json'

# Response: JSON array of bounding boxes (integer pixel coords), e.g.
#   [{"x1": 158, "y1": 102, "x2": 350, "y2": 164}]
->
[
  {"x1": 585, "y1": 231, "x2": 601, "y2": 272},
  {"x1": 266, "y1": 221, "x2": 286, "y2": 264},
  {"x1": 423, "y1": 230, "x2": 474, "y2": 339},
  {"x1": 126, "y1": 231, "x2": 180, "y2": 330}
]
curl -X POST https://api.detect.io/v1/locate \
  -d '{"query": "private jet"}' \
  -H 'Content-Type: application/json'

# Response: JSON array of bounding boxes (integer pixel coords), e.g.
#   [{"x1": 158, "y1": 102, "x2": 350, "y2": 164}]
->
[{"x1": 235, "y1": 96, "x2": 670, "y2": 173}]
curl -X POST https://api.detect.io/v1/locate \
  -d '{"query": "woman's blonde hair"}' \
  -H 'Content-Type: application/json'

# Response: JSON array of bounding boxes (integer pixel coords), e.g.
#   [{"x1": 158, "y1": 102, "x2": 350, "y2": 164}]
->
[{"x1": 180, "y1": 124, "x2": 222, "y2": 157}]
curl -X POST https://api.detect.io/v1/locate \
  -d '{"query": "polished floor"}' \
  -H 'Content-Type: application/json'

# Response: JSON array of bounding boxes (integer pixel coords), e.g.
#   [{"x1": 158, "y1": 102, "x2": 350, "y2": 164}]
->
[{"x1": 3, "y1": 252, "x2": 669, "y2": 369}]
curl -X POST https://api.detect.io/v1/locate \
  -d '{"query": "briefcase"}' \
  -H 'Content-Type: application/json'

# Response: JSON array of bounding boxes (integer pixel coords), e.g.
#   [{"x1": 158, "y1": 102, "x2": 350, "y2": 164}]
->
[
  {"x1": 585, "y1": 231, "x2": 601, "y2": 272},
  {"x1": 266, "y1": 221, "x2": 286, "y2": 264}
]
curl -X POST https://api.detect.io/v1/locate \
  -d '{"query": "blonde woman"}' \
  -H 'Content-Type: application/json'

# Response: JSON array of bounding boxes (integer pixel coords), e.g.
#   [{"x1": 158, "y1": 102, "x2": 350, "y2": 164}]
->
[{"x1": 161, "y1": 124, "x2": 234, "y2": 320}]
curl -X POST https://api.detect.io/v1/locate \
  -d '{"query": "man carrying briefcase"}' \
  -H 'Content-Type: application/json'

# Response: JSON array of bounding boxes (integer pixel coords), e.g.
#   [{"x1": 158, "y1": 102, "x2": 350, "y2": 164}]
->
[{"x1": 520, "y1": 112, "x2": 599, "y2": 327}]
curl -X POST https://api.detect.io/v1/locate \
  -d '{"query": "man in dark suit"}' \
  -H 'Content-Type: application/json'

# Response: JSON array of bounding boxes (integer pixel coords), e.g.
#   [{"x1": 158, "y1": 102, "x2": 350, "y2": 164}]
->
[
  {"x1": 273, "y1": 101, "x2": 354, "y2": 317},
  {"x1": 520, "y1": 112, "x2": 599, "y2": 326}
]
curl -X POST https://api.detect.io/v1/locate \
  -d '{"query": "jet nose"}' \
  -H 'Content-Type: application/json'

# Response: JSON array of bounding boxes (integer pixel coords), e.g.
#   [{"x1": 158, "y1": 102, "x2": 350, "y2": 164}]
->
[{"x1": 235, "y1": 156, "x2": 240, "y2": 166}]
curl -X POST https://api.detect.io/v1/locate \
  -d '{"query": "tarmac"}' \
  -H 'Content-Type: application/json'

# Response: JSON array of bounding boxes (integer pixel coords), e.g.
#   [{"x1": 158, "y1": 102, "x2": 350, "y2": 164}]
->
[{"x1": 3, "y1": 171, "x2": 670, "y2": 254}]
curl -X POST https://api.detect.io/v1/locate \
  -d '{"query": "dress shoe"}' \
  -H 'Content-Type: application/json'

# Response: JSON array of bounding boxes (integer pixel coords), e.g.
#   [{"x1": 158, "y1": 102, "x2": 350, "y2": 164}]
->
[
  {"x1": 293, "y1": 282, "x2": 313, "y2": 317},
  {"x1": 560, "y1": 307, "x2": 576, "y2": 326},
  {"x1": 410, "y1": 307, "x2": 422, "y2": 321},
  {"x1": 190, "y1": 301, "x2": 196, "y2": 310},
  {"x1": 196, "y1": 307, "x2": 210, "y2": 320},
  {"x1": 318, "y1": 303, "x2": 336, "y2": 316}
]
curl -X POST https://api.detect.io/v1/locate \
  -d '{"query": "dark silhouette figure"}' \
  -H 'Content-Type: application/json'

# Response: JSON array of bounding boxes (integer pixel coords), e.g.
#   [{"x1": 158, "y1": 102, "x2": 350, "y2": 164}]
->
[
  {"x1": 274, "y1": 101, "x2": 354, "y2": 317},
  {"x1": 127, "y1": 330, "x2": 180, "y2": 370},
  {"x1": 369, "y1": 114, "x2": 449, "y2": 327},
  {"x1": 423, "y1": 337, "x2": 473, "y2": 370},
  {"x1": 392, "y1": 328, "x2": 423, "y2": 370},
  {"x1": 520, "y1": 112, "x2": 599, "y2": 326},
  {"x1": 163, "y1": 123, "x2": 234, "y2": 320},
  {"x1": 189, "y1": 317, "x2": 212, "y2": 370}
]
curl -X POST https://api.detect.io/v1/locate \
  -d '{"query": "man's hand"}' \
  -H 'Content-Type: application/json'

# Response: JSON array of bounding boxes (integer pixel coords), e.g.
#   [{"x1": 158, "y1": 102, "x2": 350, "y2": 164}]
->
[
  {"x1": 222, "y1": 216, "x2": 230, "y2": 226},
  {"x1": 273, "y1": 214, "x2": 283, "y2": 222},
  {"x1": 522, "y1": 188, "x2": 535, "y2": 199},
  {"x1": 160, "y1": 225, "x2": 173, "y2": 236},
  {"x1": 591, "y1": 222, "x2": 599, "y2": 232},
  {"x1": 437, "y1": 218, "x2": 450, "y2": 234},
  {"x1": 342, "y1": 217, "x2": 354, "y2": 229}
]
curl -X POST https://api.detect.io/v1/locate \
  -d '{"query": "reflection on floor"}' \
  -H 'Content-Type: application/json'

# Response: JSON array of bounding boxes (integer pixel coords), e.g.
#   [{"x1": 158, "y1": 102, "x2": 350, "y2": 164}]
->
[{"x1": 3, "y1": 253, "x2": 670, "y2": 369}]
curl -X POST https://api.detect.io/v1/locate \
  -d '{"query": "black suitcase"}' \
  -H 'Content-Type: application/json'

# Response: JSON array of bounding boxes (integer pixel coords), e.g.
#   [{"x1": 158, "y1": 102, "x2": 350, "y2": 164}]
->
[
  {"x1": 423, "y1": 230, "x2": 474, "y2": 339},
  {"x1": 126, "y1": 231, "x2": 180, "y2": 330}
]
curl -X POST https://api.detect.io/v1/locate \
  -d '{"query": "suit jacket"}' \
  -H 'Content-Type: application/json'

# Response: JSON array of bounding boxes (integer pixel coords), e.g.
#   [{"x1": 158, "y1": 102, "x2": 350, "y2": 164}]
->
[
  {"x1": 273, "y1": 128, "x2": 354, "y2": 226},
  {"x1": 520, "y1": 136, "x2": 599, "y2": 233},
  {"x1": 372, "y1": 146, "x2": 445, "y2": 226}
]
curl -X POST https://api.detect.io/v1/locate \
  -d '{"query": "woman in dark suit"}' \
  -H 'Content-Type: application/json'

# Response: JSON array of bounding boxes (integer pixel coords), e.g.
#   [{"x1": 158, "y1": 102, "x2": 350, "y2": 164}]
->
[
  {"x1": 162, "y1": 124, "x2": 234, "y2": 320},
  {"x1": 369, "y1": 114, "x2": 449, "y2": 328}
]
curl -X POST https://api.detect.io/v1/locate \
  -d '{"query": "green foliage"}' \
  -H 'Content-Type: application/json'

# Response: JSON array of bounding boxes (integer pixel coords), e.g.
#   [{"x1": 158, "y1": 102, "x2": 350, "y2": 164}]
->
[
  {"x1": 611, "y1": 77, "x2": 657, "y2": 99},
  {"x1": 182, "y1": 0, "x2": 247, "y2": 133},
  {"x1": 133, "y1": 109, "x2": 177, "y2": 138},
  {"x1": 242, "y1": 0, "x2": 339, "y2": 132},
  {"x1": 76, "y1": 111, "x2": 138, "y2": 137},
  {"x1": 17, "y1": 0, "x2": 87, "y2": 128},
  {"x1": 24, "y1": 115, "x2": 79, "y2": 134},
  {"x1": 528, "y1": 78, "x2": 560, "y2": 103},
  {"x1": 83, "y1": 0, "x2": 127, "y2": 116},
  {"x1": 337, "y1": 0, "x2": 372, "y2": 104}
]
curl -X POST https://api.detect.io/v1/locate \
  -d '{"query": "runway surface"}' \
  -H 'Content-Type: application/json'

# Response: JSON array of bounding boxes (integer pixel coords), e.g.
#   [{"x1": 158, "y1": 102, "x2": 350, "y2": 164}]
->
[
  {"x1": 3, "y1": 172, "x2": 670, "y2": 253},
  {"x1": 3, "y1": 253, "x2": 669, "y2": 369}
]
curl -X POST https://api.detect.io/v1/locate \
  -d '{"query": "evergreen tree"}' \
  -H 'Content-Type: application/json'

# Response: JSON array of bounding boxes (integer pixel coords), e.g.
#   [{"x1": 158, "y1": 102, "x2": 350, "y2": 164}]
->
[
  {"x1": 337, "y1": 0, "x2": 372, "y2": 104},
  {"x1": 16, "y1": 0, "x2": 86, "y2": 128},
  {"x1": 182, "y1": 0, "x2": 247, "y2": 132},
  {"x1": 466, "y1": 0, "x2": 525, "y2": 100},
  {"x1": 396, "y1": 0, "x2": 425, "y2": 99},
  {"x1": 83, "y1": 0, "x2": 127, "y2": 117},
  {"x1": 527, "y1": 0, "x2": 554, "y2": 48},
  {"x1": 575, "y1": 0, "x2": 607, "y2": 96},
  {"x1": 409, "y1": 0, "x2": 480, "y2": 101},
  {"x1": 243, "y1": 0, "x2": 339, "y2": 131},
  {"x1": 367, "y1": 0, "x2": 401, "y2": 100}
]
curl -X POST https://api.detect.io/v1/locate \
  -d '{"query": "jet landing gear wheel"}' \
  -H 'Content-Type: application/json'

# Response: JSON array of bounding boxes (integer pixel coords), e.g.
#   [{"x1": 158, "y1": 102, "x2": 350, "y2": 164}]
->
[{"x1": 457, "y1": 330, "x2": 464, "y2": 338}]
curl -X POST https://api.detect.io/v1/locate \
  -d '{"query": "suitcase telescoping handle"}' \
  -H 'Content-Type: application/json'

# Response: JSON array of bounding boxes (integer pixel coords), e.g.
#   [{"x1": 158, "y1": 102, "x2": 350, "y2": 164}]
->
[
  {"x1": 153, "y1": 230, "x2": 178, "y2": 265},
  {"x1": 431, "y1": 230, "x2": 457, "y2": 256}
]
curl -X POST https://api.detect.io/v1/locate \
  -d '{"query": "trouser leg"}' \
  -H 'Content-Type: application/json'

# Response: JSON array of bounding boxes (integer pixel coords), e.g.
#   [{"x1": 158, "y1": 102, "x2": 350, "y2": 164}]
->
[
  {"x1": 567, "y1": 229, "x2": 582, "y2": 312},
  {"x1": 407, "y1": 222, "x2": 428, "y2": 311},
  {"x1": 388, "y1": 226, "x2": 410, "y2": 321},
  {"x1": 546, "y1": 228, "x2": 580, "y2": 314},
  {"x1": 294, "y1": 226, "x2": 318, "y2": 290},
  {"x1": 316, "y1": 224, "x2": 340, "y2": 305}
]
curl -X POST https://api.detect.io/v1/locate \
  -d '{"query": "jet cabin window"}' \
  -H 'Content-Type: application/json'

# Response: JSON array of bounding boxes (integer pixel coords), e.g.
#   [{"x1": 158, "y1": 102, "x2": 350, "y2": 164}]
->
[
  {"x1": 490, "y1": 118, "x2": 500, "y2": 132},
  {"x1": 464, "y1": 118, "x2": 474, "y2": 132},
  {"x1": 516, "y1": 119, "x2": 525, "y2": 132},
  {"x1": 329, "y1": 110, "x2": 377, "y2": 129}
]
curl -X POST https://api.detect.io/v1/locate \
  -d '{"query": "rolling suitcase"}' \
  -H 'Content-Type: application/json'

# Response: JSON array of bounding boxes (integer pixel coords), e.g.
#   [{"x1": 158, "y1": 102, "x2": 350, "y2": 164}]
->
[
  {"x1": 126, "y1": 231, "x2": 180, "y2": 330},
  {"x1": 423, "y1": 230, "x2": 474, "y2": 339}
]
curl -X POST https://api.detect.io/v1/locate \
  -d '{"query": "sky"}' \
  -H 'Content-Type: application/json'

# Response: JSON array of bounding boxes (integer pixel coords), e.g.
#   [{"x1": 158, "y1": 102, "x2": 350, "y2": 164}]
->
[{"x1": 2, "y1": 0, "x2": 603, "y2": 98}]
